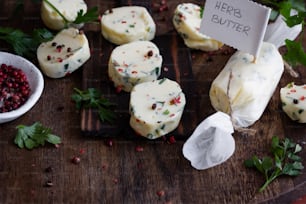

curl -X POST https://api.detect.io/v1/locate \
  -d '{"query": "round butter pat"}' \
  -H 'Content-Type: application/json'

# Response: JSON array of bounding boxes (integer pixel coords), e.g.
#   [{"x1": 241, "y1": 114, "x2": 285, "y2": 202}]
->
[
  {"x1": 41, "y1": 0, "x2": 87, "y2": 30},
  {"x1": 281, "y1": 83, "x2": 306, "y2": 123},
  {"x1": 101, "y1": 6, "x2": 156, "y2": 45},
  {"x1": 173, "y1": 3, "x2": 223, "y2": 51},
  {"x1": 108, "y1": 41, "x2": 162, "y2": 92},
  {"x1": 129, "y1": 78, "x2": 186, "y2": 139},
  {"x1": 37, "y1": 28, "x2": 90, "y2": 78}
]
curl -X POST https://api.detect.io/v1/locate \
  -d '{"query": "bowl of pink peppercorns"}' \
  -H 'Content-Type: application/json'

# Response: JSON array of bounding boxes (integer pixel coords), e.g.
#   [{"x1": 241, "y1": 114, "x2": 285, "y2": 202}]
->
[{"x1": 0, "y1": 51, "x2": 44, "y2": 124}]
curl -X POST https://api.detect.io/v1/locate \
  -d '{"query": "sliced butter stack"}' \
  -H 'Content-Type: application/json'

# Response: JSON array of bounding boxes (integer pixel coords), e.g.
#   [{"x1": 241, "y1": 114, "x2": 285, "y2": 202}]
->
[
  {"x1": 41, "y1": 0, "x2": 87, "y2": 30},
  {"x1": 209, "y1": 42, "x2": 284, "y2": 127},
  {"x1": 281, "y1": 83, "x2": 306, "y2": 123},
  {"x1": 101, "y1": 6, "x2": 156, "y2": 45},
  {"x1": 37, "y1": 28, "x2": 90, "y2": 78},
  {"x1": 108, "y1": 41, "x2": 162, "y2": 92},
  {"x1": 129, "y1": 78, "x2": 186, "y2": 139},
  {"x1": 173, "y1": 3, "x2": 223, "y2": 51}
]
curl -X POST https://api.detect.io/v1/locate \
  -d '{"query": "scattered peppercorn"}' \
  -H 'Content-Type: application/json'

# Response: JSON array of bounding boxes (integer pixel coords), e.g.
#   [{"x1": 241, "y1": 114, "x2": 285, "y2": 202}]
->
[
  {"x1": 44, "y1": 180, "x2": 53, "y2": 187},
  {"x1": 147, "y1": 50, "x2": 153, "y2": 57},
  {"x1": 152, "y1": 103, "x2": 157, "y2": 110},
  {"x1": 293, "y1": 99, "x2": 299, "y2": 104},
  {"x1": 156, "y1": 190, "x2": 165, "y2": 197},
  {"x1": 105, "y1": 139, "x2": 113, "y2": 147},
  {"x1": 71, "y1": 156, "x2": 81, "y2": 164},
  {"x1": 135, "y1": 146, "x2": 144, "y2": 152}
]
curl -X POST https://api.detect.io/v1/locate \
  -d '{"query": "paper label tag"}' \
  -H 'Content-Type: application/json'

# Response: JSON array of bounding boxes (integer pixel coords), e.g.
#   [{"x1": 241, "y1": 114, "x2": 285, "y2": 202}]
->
[{"x1": 200, "y1": 0, "x2": 271, "y2": 58}]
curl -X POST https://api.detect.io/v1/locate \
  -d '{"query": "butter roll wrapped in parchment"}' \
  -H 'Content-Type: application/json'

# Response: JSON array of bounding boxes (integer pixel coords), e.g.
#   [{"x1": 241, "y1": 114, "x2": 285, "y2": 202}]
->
[{"x1": 209, "y1": 42, "x2": 284, "y2": 128}]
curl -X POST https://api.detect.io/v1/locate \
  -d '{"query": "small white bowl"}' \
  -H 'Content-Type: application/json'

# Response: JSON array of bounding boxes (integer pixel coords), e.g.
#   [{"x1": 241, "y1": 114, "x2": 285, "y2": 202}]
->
[{"x1": 0, "y1": 52, "x2": 44, "y2": 124}]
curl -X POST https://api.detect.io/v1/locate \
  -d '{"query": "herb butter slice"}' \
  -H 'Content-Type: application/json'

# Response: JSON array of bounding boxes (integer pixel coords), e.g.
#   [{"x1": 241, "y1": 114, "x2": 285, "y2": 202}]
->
[
  {"x1": 281, "y1": 82, "x2": 306, "y2": 123},
  {"x1": 37, "y1": 28, "x2": 90, "y2": 78},
  {"x1": 129, "y1": 78, "x2": 186, "y2": 139}
]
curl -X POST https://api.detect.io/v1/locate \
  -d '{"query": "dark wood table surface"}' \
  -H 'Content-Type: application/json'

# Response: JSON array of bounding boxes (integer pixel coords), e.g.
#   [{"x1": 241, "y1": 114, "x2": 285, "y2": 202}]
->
[{"x1": 1, "y1": 0, "x2": 306, "y2": 203}]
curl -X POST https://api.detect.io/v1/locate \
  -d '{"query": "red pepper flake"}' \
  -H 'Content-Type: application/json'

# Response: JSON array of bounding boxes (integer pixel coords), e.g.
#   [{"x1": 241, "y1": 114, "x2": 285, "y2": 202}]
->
[
  {"x1": 57, "y1": 57, "x2": 63, "y2": 63},
  {"x1": 156, "y1": 190, "x2": 165, "y2": 197},
  {"x1": 135, "y1": 145, "x2": 144, "y2": 152},
  {"x1": 290, "y1": 89, "x2": 297, "y2": 93},
  {"x1": 131, "y1": 70, "x2": 138, "y2": 74},
  {"x1": 168, "y1": 136, "x2": 176, "y2": 144},
  {"x1": 47, "y1": 55, "x2": 51, "y2": 60},
  {"x1": 121, "y1": 20, "x2": 127, "y2": 23},
  {"x1": 170, "y1": 96, "x2": 181, "y2": 105},
  {"x1": 300, "y1": 96, "x2": 305, "y2": 101},
  {"x1": 56, "y1": 45, "x2": 62, "y2": 52},
  {"x1": 169, "y1": 113, "x2": 175, "y2": 117},
  {"x1": 117, "y1": 68, "x2": 123, "y2": 72}
]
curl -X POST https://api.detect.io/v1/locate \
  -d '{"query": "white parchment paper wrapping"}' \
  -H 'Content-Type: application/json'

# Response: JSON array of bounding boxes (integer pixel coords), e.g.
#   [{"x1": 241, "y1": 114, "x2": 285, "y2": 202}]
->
[
  {"x1": 182, "y1": 112, "x2": 235, "y2": 170},
  {"x1": 264, "y1": 10, "x2": 302, "y2": 48}
]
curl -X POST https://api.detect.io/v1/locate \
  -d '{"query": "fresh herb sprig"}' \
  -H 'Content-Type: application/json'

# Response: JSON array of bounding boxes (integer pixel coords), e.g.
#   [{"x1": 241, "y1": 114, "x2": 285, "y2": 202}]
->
[
  {"x1": 0, "y1": 27, "x2": 53, "y2": 59},
  {"x1": 71, "y1": 88, "x2": 116, "y2": 123},
  {"x1": 14, "y1": 122, "x2": 61, "y2": 150},
  {"x1": 259, "y1": 0, "x2": 306, "y2": 66},
  {"x1": 244, "y1": 136, "x2": 304, "y2": 192},
  {"x1": 43, "y1": 0, "x2": 99, "y2": 27}
]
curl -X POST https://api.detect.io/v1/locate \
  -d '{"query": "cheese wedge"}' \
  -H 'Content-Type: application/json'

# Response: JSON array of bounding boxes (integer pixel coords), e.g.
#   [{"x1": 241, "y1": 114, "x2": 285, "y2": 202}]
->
[
  {"x1": 108, "y1": 41, "x2": 162, "y2": 92},
  {"x1": 129, "y1": 78, "x2": 186, "y2": 139},
  {"x1": 37, "y1": 28, "x2": 90, "y2": 78},
  {"x1": 101, "y1": 6, "x2": 156, "y2": 45},
  {"x1": 173, "y1": 3, "x2": 223, "y2": 51},
  {"x1": 41, "y1": 0, "x2": 87, "y2": 30},
  {"x1": 209, "y1": 42, "x2": 284, "y2": 127},
  {"x1": 281, "y1": 83, "x2": 306, "y2": 123}
]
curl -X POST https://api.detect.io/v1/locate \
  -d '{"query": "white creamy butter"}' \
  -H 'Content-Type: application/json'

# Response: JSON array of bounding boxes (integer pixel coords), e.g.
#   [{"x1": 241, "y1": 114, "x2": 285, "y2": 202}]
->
[
  {"x1": 37, "y1": 28, "x2": 90, "y2": 78},
  {"x1": 101, "y1": 6, "x2": 156, "y2": 45},
  {"x1": 209, "y1": 42, "x2": 284, "y2": 127},
  {"x1": 41, "y1": 0, "x2": 87, "y2": 30},
  {"x1": 108, "y1": 41, "x2": 162, "y2": 92},
  {"x1": 129, "y1": 78, "x2": 186, "y2": 139},
  {"x1": 281, "y1": 83, "x2": 306, "y2": 123},
  {"x1": 173, "y1": 3, "x2": 223, "y2": 51}
]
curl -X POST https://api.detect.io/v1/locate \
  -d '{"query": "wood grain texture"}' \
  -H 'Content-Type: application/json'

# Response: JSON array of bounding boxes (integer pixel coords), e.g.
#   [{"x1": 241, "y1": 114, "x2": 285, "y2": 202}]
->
[{"x1": 0, "y1": 0, "x2": 306, "y2": 203}]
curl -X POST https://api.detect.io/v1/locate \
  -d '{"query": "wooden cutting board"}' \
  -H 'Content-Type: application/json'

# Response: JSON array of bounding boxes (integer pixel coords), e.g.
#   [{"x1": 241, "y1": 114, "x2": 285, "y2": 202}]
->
[{"x1": 81, "y1": 32, "x2": 198, "y2": 139}]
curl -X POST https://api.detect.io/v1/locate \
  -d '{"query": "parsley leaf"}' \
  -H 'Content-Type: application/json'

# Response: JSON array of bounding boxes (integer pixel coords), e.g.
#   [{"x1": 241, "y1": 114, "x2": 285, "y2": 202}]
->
[
  {"x1": 258, "y1": 0, "x2": 306, "y2": 66},
  {"x1": 14, "y1": 122, "x2": 61, "y2": 150},
  {"x1": 43, "y1": 0, "x2": 99, "y2": 27},
  {"x1": 71, "y1": 88, "x2": 116, "y2": 123},
  {"x1": 284, "y1": 39, "x2": 306, "y2": 66},
  {"x1": 200, "y1": 7, "x2": 204, "y2": 18},
  {"x1": 0, "y1": 27, "x2": 53, "y2": 59},
  {"x1": 73, "y1": 7, "x2": 99, "y2": 25},
  {"x1": 244, "y1": 136, "x2": 304, "y2": 192}
]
